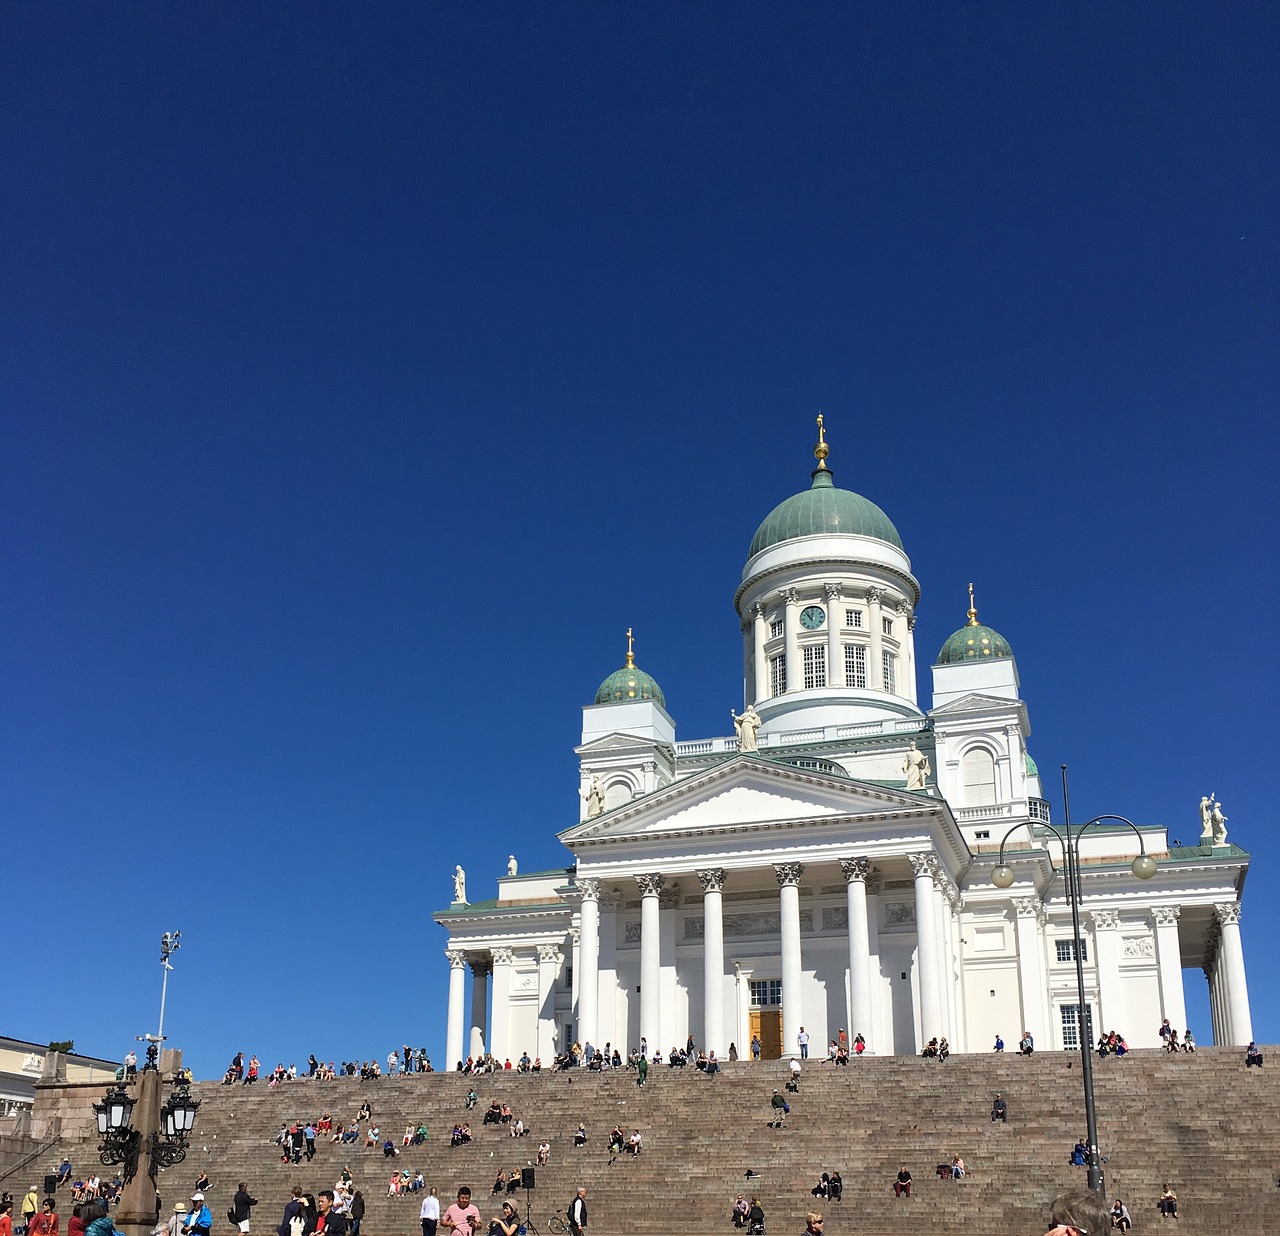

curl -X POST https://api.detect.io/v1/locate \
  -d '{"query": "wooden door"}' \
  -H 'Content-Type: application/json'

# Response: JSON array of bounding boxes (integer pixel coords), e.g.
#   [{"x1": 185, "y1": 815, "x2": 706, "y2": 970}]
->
[{"x1": 750, "y1": 1009, "x2": 784, "y2": 1059}]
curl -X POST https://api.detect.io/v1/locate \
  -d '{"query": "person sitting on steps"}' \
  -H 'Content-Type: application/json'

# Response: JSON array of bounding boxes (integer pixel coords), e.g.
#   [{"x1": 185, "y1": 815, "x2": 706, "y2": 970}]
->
[
  {"x1": 893, "y1": 1168, "x2": 912, "y2": 1198},
  {"x1": 991, "y1": 1094, "x2": 1008, "y2": 1123}
]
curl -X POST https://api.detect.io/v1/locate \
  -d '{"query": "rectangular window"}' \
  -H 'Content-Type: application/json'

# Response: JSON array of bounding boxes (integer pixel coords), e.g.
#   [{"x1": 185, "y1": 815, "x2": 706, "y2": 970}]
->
[
  {"x1": 770, "y1": 654, "x2": 787, "y2": 697},
  {"x1": 845, "y1": 608, "x2": 863, "y2": 629},
  {"x1": 882, "y1": 616, "x2": 894, "y2": 636},
  {"x1": 1055, "y1": 939, "x2": 1088, "y2": 963},
  {"x1": 845, "y1": 644, "x2": 867, "y2": 689},
  {"x1": 802, "y1": 644, "x2": 827, "y2": 689},
  {"x1": 769, "y1": 616, "x2": 783, "y2": 639},
  {"x1": 749, "y1": 979, "x2": 782, "y2": 1008},
  {"x1": 1060, "y1": 1003, "x2": 1095, "y2": 1050},
  {"x1": 974, "y1": 829, "x2": 991, "y2": 840},
  {"x1": 882, "y1": 650, "x2": 896, "y2": 694}
]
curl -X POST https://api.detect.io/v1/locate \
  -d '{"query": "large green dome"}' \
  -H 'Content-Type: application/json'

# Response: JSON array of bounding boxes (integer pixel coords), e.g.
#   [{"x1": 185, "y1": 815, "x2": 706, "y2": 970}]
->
[
  {"x1": 595, "y1": 660, "x2": 666, "y2": 708},
  {"x1": 936, "y1": 622, "x2": 1014, "y2": 665},
  {"x1": 749, "y1": 468, "x2": 903, "y2": 557}
]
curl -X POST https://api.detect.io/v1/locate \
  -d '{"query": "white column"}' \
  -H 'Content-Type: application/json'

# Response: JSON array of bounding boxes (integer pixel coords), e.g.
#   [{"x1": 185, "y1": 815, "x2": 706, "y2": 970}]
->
[
  {"x1": 637, "y1": 873, "x2": 664, "y2": 1051},
  {"x1": 1012, "y1": 898, "x2": 1050, "y2": 1049},
  {"x1": 445, "y1": 950, "x2": 467, "y2": 1069},
  {"x1": 734, "y1": 964, "x2": 753, "y2": 1058},
  {"x1": 1152, "y1": 907, "x2": 1187, "y2": 1034},
  {"x1": 825, "y1": 583, "x2": 843, "y2": 687},
  {"x1": 1089, "y1": 910, "x2": 1124, "y2": 1032},
  {"x1": 569, "y1": 927, "x2": 581, "y2": 1042},
  {"x1": 597, "y1": 892, "x2": 619, "y2": 1050},
  {"x1": 699, "y1": 869, "x2": 727, "y2": 1057},
  {"x1": 775, "y1": 862, "x2": 805, "y2": 1058},
  {"x1": 898, "y1": 602, "x2": 916, "y2": 706},
  {"x1": 909, "y1": 853, "x2": 942, "y2": 1048},
  {"x1": 659, "y1": 884, "x2": 680, "y2": 1049},
  {"x1": 867, "y1": 587, "x2": 885, "y2": 690},
  {"x1": 536, "y1": 944, "x2": 562, "y2": 1064},
  {"x1": 782, "y1": 588, "x2": 802, "y2": 693},
  {"x1": 1216, "y1": 903, "x2": 1253, "y2": 1045},
  {"x1": 840, "y1": 858, "x2": 875, "y2": 1050},
  {"x1": 469, "y1": 958, "x2": 490, "y2": 1059},
  {"x1": 752, "y1": 603, "x2": 768, "y2": 704},
  {"x1": 489, "y1": 948, "x2": 514, "y2": 1062},
  {"x1": 933, "y1": 874, "x2": 952, "y2": 1041},
  {"x1": 938, "y1": 880, "x2": 959, "y2": 1045},
  {"x1": 865, "y1": 873, "x2": 883, "y2": 1052},
  {"x1": 577, "y1": 880, "x2": 601, "y2": 1048}
]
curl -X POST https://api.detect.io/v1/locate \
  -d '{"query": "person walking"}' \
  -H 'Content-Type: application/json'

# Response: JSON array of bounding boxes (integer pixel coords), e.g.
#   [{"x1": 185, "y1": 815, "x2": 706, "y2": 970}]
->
[
  {"x1": 28, "y1": 1201, "x2": 56, "y2": 1236},
  {"x1": 567, "y1": 1188, "x2": 587, "y2": 1236},
  {"x1": 636, "y1": 1055, "x2": 648, "y2": 1088},
  {"x1": 419, "y1": 1189, "x2": 439, "y2": 1236},
  {"x1": 231, "y1": 1184, "x2": 257, "y2": 1235}
]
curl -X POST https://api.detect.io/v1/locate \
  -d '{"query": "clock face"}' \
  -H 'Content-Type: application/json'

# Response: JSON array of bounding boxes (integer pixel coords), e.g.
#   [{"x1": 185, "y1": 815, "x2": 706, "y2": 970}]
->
[{"x1": 800, "y1": 605, "x2": 826, "y2": 630}]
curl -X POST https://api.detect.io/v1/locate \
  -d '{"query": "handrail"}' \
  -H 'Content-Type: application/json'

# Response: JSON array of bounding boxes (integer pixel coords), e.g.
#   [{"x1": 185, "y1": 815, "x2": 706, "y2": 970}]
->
[{"x1": 0, "y1": 1133, "x2": 61, "y2": 1188}]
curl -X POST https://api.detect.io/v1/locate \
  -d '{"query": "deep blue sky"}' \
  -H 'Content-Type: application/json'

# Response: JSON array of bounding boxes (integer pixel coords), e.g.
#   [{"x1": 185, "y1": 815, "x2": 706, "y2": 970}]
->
[{"x1": 2, "y1": 3, "x2": 1276, "y2": 1075}]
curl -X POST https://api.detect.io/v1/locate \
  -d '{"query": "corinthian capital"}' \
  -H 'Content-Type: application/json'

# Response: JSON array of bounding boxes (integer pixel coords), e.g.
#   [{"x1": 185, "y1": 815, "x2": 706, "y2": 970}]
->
[
  {"x1": 578, "y1": 877, "x2": 600, "y2": 901},
  {"x1": 773, "y1": 862, "x2": 804, "y2": 888},
  {"x1": 1089, "y1": 909, "x2": 1120, "y2": 931},
  {"x1": 839, "y1": 857, "x2": 872, "y2": 883},
  {"x1": 698, "y1": 868, "x2": 726, "y2": 894},
  {"x1": 636, "y1": 873, "x2": 665, "y2": 897},
  {"x1": 824, "y1": 582, "x2": 843, "y2": 601},
  {"x1": 907, "y1": 852, "x2": 938, "y2": 880},
  {"x1": 491, "y1": 947, "x2": 515, "y2": 966},
  {"x1": 866, "y1": 586, "x2": 884, "y2": 606},
  {"x1": 536, "y1": 944, "x2": 562, "y2": 965},
  {"x1": 780, "y1": 587, "x2": 800, "y2": 606},
  {"x1": 1215, "y1": 901, "x2": 1242, "y2": 927},
  {"x1": 446, "y1": 949, "x2": 468, "y2": 969},
  {"x1": 1152, "y1": 906, "x2": 1181, "y2": 928}
]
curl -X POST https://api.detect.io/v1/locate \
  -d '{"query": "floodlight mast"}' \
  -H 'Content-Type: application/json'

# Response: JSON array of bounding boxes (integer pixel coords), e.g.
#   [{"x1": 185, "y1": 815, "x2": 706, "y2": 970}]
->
[{"x1": 155, "y1": 930, "x2": 181, "y2": 1047}]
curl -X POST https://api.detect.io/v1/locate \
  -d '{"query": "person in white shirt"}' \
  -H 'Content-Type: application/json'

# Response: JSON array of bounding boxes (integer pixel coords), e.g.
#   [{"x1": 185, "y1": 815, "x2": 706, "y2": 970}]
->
[
  {"x1": 420, "y1": 1188, "x2": 440, "y2": 1236},
  {"x1": 797, "y1": 1028, "x2": 810, "y2": 1059}
]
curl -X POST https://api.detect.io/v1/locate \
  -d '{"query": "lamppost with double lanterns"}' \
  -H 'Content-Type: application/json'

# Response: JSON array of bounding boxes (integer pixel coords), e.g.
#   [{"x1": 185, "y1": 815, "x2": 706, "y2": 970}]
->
[
  {"x1": 94, "y1": 932, "x2": 199, "y2": 1236},
  {"x1": 990, "y1": 767, "x2": 1157, "y2": 1197}
]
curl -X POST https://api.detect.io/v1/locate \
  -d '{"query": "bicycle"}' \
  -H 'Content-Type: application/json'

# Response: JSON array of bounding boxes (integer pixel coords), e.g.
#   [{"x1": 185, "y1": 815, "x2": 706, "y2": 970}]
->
[{"x1": 545, "y1": 1216, "x2": 568, "y2": 1234}]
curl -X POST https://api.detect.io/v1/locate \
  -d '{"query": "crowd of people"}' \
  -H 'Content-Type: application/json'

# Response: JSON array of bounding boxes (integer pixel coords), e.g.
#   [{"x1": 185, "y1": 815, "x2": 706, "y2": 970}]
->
[{"x1": 222, "y1": 1049, "x2": 436, "y2": 1088}]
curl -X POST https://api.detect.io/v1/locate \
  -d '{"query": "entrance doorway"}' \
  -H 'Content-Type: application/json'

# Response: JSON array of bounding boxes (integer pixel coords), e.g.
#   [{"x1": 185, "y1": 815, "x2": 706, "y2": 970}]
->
[{"x1": 750, "y1": 1008, "x2": 783, "y2": 1059}]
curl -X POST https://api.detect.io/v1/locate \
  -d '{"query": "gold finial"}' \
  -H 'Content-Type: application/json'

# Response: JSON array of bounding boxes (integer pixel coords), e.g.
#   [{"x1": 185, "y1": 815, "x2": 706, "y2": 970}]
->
[
  {"x1": 966, "y1": 582, "x2": 979, "y2": 627},
  {"x1": 625, "y1": 627, "x2": 635, "y2": 667},
  {"x1": 813, "y1": 413, "x2": 830, "y2": 470}
]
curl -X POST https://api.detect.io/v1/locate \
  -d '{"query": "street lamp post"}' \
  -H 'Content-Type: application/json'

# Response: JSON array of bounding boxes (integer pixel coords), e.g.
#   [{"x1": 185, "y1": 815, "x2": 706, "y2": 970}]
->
[
  {"x1": 991, "y1": 767, "x2": 1157, "y2": 1196},
  {"x1": 96, "y1": 932, "x2": 198, "y2": 1236}
]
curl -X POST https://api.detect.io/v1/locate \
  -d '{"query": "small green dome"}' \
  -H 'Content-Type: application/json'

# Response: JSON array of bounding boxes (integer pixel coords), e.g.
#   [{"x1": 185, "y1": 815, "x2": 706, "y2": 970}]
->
[
  {"x1": 749, "y1": 468, "x2": 903, "y2": 557},
  {"x1": 1025, "y1": 752, "x2": 1039, "y2": 777},
  {"x1": 595, "y1": 660, "x2": 666, "y2": 708},
  {"x1": 936, "y1": 622, "x2": 1014, "y2": 665}
]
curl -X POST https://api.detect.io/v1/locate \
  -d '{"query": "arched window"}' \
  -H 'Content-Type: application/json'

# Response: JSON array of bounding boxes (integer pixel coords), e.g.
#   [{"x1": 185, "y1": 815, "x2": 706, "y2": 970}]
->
[
  {"x1": 962, "y1": 747, "x2": 997, "y2": 806},
  {"x1": 604, "y1": 780, "x2": 632, "y2": 811}
]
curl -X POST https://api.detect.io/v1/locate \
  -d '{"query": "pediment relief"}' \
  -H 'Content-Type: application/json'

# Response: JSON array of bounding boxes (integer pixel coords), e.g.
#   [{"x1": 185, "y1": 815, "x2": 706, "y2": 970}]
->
[{"x1": 561, "y1": 757, "x2": 937, "y2": 845}]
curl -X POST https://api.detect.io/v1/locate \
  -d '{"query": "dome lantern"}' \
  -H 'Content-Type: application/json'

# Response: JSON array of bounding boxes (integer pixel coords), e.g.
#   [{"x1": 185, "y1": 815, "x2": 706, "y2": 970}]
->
[{"x1": 594, "y1": 627, "x2": 666, "y2": 708}]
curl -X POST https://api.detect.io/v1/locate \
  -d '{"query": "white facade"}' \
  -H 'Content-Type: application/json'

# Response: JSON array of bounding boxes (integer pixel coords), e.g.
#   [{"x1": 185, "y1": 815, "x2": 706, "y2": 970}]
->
[{"x1": 435, "y1": 440, "x2": 1252, "y2": 1065}]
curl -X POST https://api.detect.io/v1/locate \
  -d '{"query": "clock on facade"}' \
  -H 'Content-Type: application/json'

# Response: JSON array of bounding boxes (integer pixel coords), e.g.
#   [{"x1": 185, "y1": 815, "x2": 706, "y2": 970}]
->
[{"x1": 799, "y1": 605, "x2": 825, "y2": 630}]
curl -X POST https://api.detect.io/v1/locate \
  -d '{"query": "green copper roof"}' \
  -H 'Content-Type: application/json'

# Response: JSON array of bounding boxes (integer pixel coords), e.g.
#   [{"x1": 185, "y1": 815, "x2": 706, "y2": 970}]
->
[
  {"x1": 595, "y1": 661, "x2": 666, "y2": 708},
  {"x1": 1025, "y1": 753, "x2": 1039, "y2": 777},
  {"x1": 749, "y1": 468, "x2": 903, "y2": 557},
  {"x1": 936, "y1": 622, "x2": 1014, "y2": 665}
]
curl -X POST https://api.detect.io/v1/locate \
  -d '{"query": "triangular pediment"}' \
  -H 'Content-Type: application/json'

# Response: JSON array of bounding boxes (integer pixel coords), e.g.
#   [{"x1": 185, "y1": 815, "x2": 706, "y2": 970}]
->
[
  {"x1": 559, "y1": 756, "x2": 939, "y2": 845},
  {"x1": 930, "y1": 691, "x2": 1019, "y2": 716},
  {"x1": 576, "y1": 732, "x2": 661, "y2": 754}
]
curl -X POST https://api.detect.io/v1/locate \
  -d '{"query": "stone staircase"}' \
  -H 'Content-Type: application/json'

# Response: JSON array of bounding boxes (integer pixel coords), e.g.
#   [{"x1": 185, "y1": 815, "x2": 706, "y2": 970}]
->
[{"x1": 33, "y1": 1048, "x2": 1280, "y2": 1235}]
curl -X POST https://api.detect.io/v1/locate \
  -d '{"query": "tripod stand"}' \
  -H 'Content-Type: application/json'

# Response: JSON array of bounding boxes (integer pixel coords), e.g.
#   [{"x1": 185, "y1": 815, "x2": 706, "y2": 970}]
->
[{"x1": 521, "y1": 1183, "x2": 540, "y2": 1235}]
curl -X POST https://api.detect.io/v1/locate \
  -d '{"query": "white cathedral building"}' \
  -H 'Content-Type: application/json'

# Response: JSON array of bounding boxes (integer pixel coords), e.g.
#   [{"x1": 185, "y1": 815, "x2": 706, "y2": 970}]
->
[{"x1": 435, "y1": 424, "x2": 1252, "y2": 1065}]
